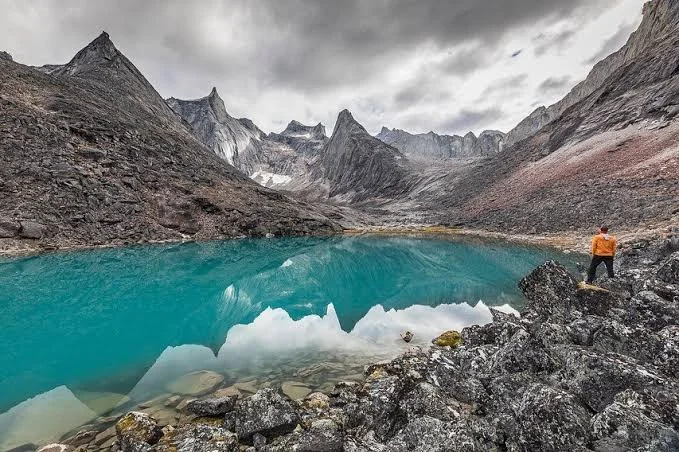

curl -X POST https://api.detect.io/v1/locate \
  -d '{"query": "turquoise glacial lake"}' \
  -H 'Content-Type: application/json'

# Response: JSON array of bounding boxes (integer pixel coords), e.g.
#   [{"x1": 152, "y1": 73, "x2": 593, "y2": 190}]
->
[{"x1": 0, "y1": 236, "x2": 579, "y2": 448}]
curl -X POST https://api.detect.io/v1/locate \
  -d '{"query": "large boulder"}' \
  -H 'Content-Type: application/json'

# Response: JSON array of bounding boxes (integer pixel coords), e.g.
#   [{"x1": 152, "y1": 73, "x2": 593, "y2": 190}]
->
[
  {"x1": 591, "y1": 390, "x2": 679, "y2": 451},
  {"x1": 295, "y1": 418, "x2": 344, "y2": 452},
  {"x1": 628, "y1": 290, "x2": 679, "y2": 330},
  {"x1": 19, "y1": 220, "x2": 46, "y2": 239},
  {"x1": 0, "y1": 218, "x2": 19, "y2": 238},
  {"x1": 561, "y1": 348, "x2": 668, "y2": 412},
  {"x1": 229, "y1": 388, "x2": 300, "y2": 444},
  {"x1": 115, "y1": 411, "x2": 163, "y2": 452},
  {"x1": 510, "y1": 384, "x2": 591, "y2": 451},
  {"x1": 518, "y1": 261, "x2": 579, "y2": 322}
]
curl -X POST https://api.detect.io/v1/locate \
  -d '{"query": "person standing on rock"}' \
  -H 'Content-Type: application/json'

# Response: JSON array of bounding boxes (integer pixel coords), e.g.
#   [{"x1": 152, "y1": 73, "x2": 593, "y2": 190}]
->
[{"x1": 586, "y1": 226, "x2": 617, "y2": 283}]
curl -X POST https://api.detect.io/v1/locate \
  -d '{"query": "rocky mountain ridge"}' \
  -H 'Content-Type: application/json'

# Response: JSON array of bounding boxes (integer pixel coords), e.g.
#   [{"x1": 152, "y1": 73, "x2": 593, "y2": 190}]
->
[
  {"x1": 431, "y1": 0, "x2": 679, "y2": 233},
  {"x1": 377, "y1": 127, "x2": 505, "y2": 160},
  {"x1": 0, "y1": 32, "x2": 340, "y2": 252},
  {"x1": 503, "y1": 0, "x2": 679, "y2": 148}
]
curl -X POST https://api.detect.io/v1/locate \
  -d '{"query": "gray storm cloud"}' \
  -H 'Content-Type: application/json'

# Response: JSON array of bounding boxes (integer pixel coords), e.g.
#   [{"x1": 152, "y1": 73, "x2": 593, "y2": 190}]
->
[{"x1": 1, "y1": 0, "x2": 644, "y2": 135}]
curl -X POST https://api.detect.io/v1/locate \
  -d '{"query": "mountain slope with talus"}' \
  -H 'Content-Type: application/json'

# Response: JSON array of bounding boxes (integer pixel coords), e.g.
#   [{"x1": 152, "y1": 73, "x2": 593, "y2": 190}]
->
[
  {"x1": 0, "y1": 32, "x2": 340, "y2": 252},
  {"x1": 432, "y1": 0, "x2": 679, "y2": 233}
]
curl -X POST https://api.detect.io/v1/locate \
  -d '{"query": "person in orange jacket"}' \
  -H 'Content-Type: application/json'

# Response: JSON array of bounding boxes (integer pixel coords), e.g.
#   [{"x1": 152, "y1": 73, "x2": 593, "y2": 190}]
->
[{"x1": 586, "y1": 226, "x2": 617, "y2": 283}]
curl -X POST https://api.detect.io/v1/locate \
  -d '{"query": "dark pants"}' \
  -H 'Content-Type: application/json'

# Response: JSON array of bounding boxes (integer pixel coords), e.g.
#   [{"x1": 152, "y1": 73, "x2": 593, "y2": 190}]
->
[{"x1": 587, "y1": 255, "x2": 614, "y2": 283}]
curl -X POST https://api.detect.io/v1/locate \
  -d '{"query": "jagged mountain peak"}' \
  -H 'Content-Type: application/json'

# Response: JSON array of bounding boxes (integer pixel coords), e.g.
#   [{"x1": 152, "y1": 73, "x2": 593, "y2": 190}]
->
[
  {"x1": 0, "y1": 51, "x2": 12, "y2": 62},
  {"x1": 280, "y1": 120, "x2": 327, "y2": 141},
  {"x1": 66, "y1": 31, "x2": 119, "y2": 69},
  {"x1": 208, "y1": 86, "x2": 220, "y2": 99}
]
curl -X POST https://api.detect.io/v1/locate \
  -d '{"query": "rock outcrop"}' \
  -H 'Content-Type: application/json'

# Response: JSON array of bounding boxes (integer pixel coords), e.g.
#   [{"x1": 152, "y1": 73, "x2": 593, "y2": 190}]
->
[
  {"x1": 0, "y1": 32, "x2": 340, "y2": 252},
  {"x1": 377, "y1": 127, "x2": 504, "y2": 160},
  {"x1": 106, "y1": 240, "x2": 679, "y2": 451}
]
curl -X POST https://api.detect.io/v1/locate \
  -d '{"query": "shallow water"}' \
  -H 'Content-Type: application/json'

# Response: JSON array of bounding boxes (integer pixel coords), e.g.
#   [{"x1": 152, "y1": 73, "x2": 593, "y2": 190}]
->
[{"x1": 0, "y1": 235, "x2": 579, "y2": 448}]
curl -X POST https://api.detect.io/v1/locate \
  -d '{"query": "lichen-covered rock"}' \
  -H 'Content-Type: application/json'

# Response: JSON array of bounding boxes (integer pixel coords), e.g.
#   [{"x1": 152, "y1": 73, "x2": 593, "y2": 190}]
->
[
  {"x1": 628, "y1": 290, "x2": 679, "y2": 330},
  {"x1": 385, "y1": 415, "x2": 478, "y2": 452},
  {"x1": 657, "y1": 252, "x2": 679, "y2": 284},
  {"x1": 115, "y1": 411, "x2": 163, "y2": 452},
  {"x1": 302, "y1": 392, "x2": 330, "y2": 410},
  {"x1": 591, "y1": 390, "x2": 679, "y2": 451},
  {"x1": 511, "y1": 384, "x2": 591, "y2": 451},
  {"x1": 488, "y1": 328, "x2": 558, "y2": 375},
  {"x1": 562, "y1": 348, "x2": 667, "y2": 412},
  {"x1": 296, "y1": 418, "x2": 343, "y2": 452},
  {"x1": 231, "y1": 388, "x2": 300, "y2": 443},
  {"x1": 185, "y1": 395, "x2": 237, "y2": 417},
  {"x1": 431, "y1": 330, "x2": 462, "y2": 347},
  {"x1": 519, "y1": 260, "x2": 579, "y2": 322},
  {"x1": 154, "y1": 424, "x2": 238, "y2": 452}
]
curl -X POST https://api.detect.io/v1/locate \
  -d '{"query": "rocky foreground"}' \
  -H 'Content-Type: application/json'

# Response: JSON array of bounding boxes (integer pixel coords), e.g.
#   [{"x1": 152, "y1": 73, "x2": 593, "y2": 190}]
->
[{"x1": 38, "y1": 239, "x2": 679, "y2": 452}]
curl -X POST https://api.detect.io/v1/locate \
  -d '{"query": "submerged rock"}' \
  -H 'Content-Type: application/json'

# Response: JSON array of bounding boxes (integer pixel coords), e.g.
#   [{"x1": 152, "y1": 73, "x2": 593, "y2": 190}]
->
[
  {"x1": 185, "y1": 395, "x2": 237, "y2": 417},
  {"x1": 166, "y1": 370, "x2": 224, "y2": 396}
]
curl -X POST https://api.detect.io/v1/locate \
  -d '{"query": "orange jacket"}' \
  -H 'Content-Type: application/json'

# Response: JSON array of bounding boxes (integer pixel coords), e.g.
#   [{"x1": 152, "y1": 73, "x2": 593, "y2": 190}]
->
[{"x1": 592, "y1": 233, "x2": 616, "y2": 256}]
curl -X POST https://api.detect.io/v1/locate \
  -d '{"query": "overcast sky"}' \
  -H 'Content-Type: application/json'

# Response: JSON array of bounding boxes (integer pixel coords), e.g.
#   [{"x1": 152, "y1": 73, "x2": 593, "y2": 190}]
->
[{"x1": 2, "y1": 0, "x2": 644, "y2": 136}]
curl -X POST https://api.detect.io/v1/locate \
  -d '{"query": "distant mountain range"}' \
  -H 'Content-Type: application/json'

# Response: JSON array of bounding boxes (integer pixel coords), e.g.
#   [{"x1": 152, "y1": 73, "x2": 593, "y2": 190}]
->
[
  {"x1": 1, "y1": 0, "x2": 677, "y2": 250},
  {"x1": 376, "y1": 128, "x2": 505, "y2": 160}
]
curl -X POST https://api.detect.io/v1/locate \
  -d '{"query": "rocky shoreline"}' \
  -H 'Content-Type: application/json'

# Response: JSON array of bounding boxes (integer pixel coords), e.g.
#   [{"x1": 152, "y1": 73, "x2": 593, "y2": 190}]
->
[{"x1": 33, "y1": 238, "x2": 679, "y2": 451}]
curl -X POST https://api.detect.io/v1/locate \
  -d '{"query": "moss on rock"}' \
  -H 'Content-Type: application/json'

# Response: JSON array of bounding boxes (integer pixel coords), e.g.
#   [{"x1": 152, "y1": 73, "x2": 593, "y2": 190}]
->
[{"x1": 432, "y1": 330, "x2": 463, "y2": 347}]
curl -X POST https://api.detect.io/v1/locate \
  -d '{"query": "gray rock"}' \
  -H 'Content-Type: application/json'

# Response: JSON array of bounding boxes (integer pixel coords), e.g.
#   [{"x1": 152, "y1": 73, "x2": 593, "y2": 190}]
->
[
  {"x1": 0, "y1": 51, "x2": 12, "y2": 61},
  {"x1": 518, "y1": 261, "x2": 579, "y2": 322},
  {"x1": 19, "y1": 221, "x2": 46, "y2": 239},
  {"x1": 657, "y1": 252, "x2": 679, "y2": 284},
  {"x1": 231, "y1": 388, "x2": 300, "y2": 443},
  {"x1": 185, "y1": 395, "x2": 237, "y2": 417},
  {"x1": 591, "y1": 390, "x2": 679, "y2": 451},
  {"x1": 511, "y1": 383, "x2": 591, "y2": 451},
  {"x1": 154, "y1": 424, "x2": 238, "y2": 452},
  {"x1": 115, "y1": 411, "x2": 162, "y2": 452},
  {"x1": 0, "y1": 218, "x2": 19, "y2": 238}
]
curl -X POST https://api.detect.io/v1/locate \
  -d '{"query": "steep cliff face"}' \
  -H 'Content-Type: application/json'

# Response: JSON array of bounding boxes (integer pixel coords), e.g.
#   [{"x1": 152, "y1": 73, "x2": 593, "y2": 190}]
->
[
  {"x1": 321, "y1": 110, "x2": 415, "y2": 203},
  {"x1": 376, "y1": 127, "x2": 504, "y2": 160},
  {"x1": 0, "y1": 32, "x2": 340, "y2": 252},
  {"x1": 433, "y1": 0, "x2": 679, "y2": 233},
  {"x1": 167, "y1": 88, "x2": 264, "y2": 167},
  {"x1": 504, "y1": 0, "x2": 679, "y2": 148}
]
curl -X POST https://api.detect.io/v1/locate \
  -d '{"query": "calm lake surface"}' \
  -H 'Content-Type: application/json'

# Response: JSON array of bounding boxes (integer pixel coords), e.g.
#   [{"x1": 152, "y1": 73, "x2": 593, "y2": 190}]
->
[{"x1": 0, "y1": 235, "x2": 580, "y2": 448}]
